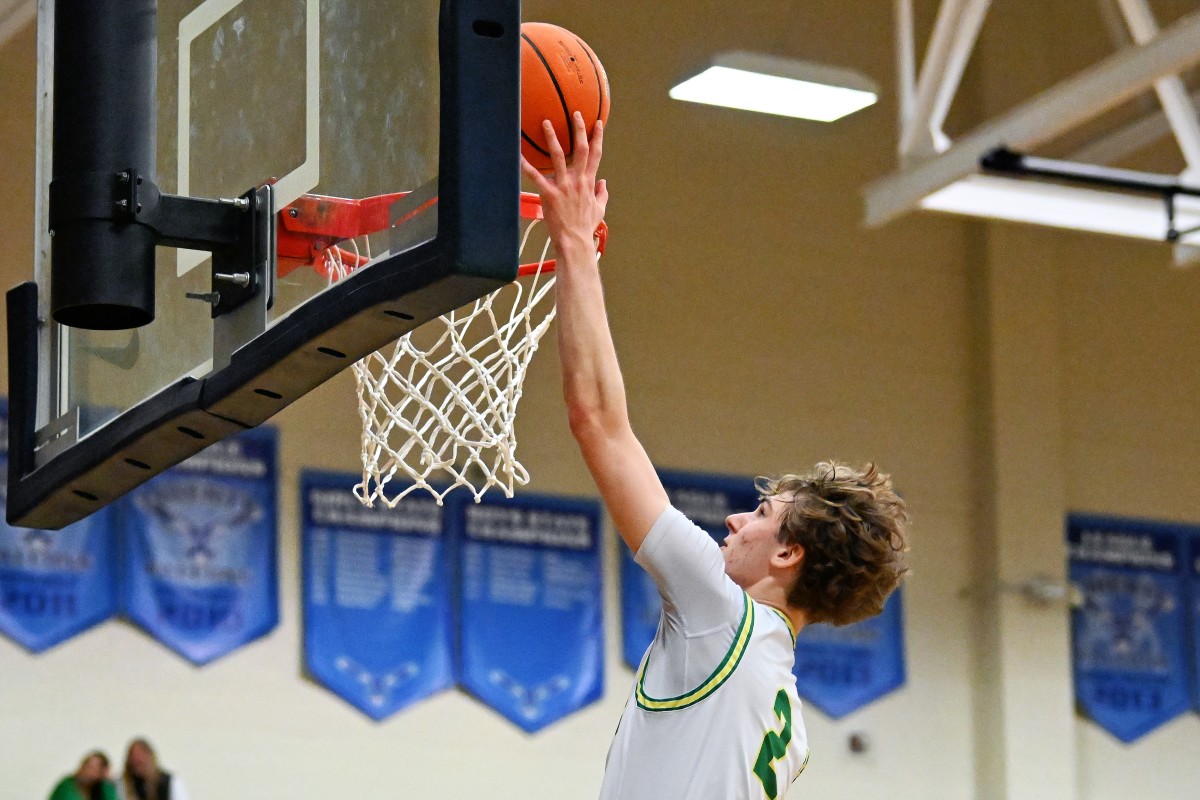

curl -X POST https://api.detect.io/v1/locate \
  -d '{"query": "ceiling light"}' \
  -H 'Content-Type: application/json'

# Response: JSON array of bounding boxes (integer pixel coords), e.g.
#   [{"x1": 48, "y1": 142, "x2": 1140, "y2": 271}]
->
[
  {"x1": 920, "y1": 174, "x2": 1200, "y2": 245},
  {"x1": 669, "y1": 51, "x2": 878, "y2": 122}
]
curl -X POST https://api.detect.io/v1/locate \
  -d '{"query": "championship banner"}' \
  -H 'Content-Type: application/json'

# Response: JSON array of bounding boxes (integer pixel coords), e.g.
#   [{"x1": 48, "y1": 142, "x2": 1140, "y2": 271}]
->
[
  {"x1": 302, "y1": 471, "x2": 453, "y2": 720},
  {"x1": 1068, "y1": 514, "x2": 1191, "y2": 743},
  {"x1": 454, "y1": 492, "x2": 604, "y2": 733},
  {"x1": 121, "y1": 427, "x2": 278, "y2": 665},
  {"x1": 793, "y1": 587, "x2": 906, "y2": 718},
  {"x1": 620, "y1": 470, "x2": 759, "y2": 669},
  {"x1": 0, "y1": 401, "x2": 118, "y2": 652}
]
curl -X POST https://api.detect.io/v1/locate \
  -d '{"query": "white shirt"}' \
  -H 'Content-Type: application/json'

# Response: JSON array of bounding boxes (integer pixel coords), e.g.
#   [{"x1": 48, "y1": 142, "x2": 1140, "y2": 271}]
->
[{"x1": 600, "y1": 506, "x2": 809, "y2": 800}]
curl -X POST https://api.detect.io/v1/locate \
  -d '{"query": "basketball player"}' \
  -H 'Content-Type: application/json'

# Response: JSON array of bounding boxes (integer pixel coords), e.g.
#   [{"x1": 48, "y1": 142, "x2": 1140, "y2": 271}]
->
[{"x1": 521, "y1": 113, "x2": 910, "y2": 799}]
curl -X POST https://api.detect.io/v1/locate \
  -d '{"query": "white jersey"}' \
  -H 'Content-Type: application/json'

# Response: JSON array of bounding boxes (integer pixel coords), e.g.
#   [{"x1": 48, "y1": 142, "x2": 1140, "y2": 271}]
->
[{"x1": 600, "y1": 506, "x2": 809, "y2": 800}]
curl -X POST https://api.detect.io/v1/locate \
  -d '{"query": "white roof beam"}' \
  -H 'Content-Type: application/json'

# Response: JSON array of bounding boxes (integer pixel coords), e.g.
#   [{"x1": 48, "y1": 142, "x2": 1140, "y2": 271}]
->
[
  {"x1": 927, "y1": 0, "x2": 992, "y2": 150},
  {"x1": 1071, "y1": 84, "x2": 1200, "y2": 166},
  {"x1": 1114, "y1": 0, "x2": 1200, "y2": 172},
  {"x1": 864, "y1": 8, "x2": 1200, "y2": 228},
  {"x1": 895, "y1": 0, "x2": 917, "y2": 133},
  {"x1": 898, "y1": 0, "x2": 969, "y2": 158}
]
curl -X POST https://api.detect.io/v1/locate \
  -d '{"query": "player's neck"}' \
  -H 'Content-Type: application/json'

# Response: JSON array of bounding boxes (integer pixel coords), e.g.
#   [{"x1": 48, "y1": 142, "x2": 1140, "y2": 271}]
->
[{"x1": 745, "y1": 582, "x2": 808, "y2": 635}]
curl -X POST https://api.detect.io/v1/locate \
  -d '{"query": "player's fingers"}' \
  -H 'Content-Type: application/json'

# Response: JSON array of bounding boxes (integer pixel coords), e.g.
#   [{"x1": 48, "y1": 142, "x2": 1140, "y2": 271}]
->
[
  {"x1": 570, "y1": 112, "x2": 590, "y2": 175},
  {"x1": 586, "y1": 119, "x2": 604, "y2": 177},
  {"x1": 544, "y1": 120, "x2": 569, "y2": 176},
  {"x1": 520, "y1": 155, "x2": 552, "y2": 192},
  {"x1": 595, "y1": 179, "x2": 609, "y2": 218}
]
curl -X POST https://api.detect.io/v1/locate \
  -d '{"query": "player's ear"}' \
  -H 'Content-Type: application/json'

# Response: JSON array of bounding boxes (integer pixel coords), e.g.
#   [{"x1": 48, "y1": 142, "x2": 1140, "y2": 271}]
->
[{"x1": 774, "y1": 543, "x2": 803, "y2": 571}]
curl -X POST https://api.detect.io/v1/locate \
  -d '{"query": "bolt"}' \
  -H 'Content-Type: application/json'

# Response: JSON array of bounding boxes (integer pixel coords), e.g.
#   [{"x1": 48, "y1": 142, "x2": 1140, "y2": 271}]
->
[
  {"x1": 289, "y1": 208, "x2": 298, "y2": 218},
  {"x1": 215, "y1": 272, "x2": 252, "y2": 287},
  {"x1": 115, "y1": 199, "x2": 129, "y2": 210},
  {"x1": 185, "y1": 291, "x2": 221, "y2": 306},
  {"x1": 117, "y1": 171, "x2": 130, "y2": 184},
  {"x1": 220, "y1": 197, "x2": 251, "y2": 211}
]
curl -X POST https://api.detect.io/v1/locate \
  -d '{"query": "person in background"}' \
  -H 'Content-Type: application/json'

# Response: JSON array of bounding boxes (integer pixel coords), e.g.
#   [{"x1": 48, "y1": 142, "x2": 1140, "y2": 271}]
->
[
  {"x1": 49, "y1": 751, "x2": 118, "y2": 800},
  {"x1": 118, "y1": 739, "x2": 189, "y2": 800}
]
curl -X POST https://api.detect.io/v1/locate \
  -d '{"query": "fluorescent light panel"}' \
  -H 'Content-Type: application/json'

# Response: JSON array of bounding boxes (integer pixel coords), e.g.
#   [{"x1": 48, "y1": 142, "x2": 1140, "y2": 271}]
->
[
  {"x1": 669, "y1": 51, "x2": 877, "y2": 122},
  {"x1": 920, "y1": 174, "x2": 1200, "y2": 246}
]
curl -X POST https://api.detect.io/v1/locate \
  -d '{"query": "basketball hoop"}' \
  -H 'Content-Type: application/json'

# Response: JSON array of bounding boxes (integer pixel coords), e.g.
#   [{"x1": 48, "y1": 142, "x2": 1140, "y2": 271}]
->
[{"x1": 304, "y1": 192, "x2": 606, "y2": 506}]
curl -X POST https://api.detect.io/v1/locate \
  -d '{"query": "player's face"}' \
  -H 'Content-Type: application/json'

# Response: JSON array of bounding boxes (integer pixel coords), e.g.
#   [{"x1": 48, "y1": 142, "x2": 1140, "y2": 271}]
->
[{"x1": 721, "y1": 496, "x2": 792, "y2": 588}]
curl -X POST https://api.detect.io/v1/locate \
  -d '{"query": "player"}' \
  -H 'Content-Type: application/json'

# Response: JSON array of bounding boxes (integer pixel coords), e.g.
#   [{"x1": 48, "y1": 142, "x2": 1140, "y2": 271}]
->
[{"x1": 521, "y1": 112, "x2": 910, "y2": 799}]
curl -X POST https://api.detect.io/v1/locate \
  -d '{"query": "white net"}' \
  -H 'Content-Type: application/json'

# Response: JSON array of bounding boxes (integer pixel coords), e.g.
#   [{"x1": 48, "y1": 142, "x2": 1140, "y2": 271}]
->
[{"x1": 323, "y1": 205, "x2": 596, "y2": 506}]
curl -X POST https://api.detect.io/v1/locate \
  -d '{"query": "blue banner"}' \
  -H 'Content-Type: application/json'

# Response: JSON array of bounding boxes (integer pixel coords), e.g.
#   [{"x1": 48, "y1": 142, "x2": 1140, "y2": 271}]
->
[
  {"x1": 454, "y1": 492, "x2": 604, "y2": 732},
  {"x1": 0, "y1": 400, "x2": 118, "y2": 652},
  {"x1": 619, "y1": 548, "x2": 661, "y2": 670},
  {"x1": 1068, "y1": 514, "x2": 1191, "y2": 743},
  {"x1": 660, "y1": 470, "x2": 759, "y2": 546},
  {"x1": 121, "y1": 427, "x2": 278, "y2": 665},
  {"x1": 302, "y1": 471, "x2": 453, "y2": 719},
  {"x1": 793, "y1": 587, "x2": 906, "y2": 718},
  {"x1": 621, "y1": 470, "x2": 759, "y2": 668},
  {"x1": 1188, "y1": 534, "x2": 1200, "y2": 714}
]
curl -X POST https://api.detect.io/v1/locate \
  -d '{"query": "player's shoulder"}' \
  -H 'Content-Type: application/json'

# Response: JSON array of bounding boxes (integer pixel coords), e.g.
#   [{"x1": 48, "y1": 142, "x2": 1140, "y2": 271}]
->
[{"x1": 634, "y1": 505, "x2": 726, "y2": 574}]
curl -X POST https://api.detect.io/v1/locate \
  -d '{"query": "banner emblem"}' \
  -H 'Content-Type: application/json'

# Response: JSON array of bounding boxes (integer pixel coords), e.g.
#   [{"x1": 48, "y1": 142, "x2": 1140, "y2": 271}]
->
[
  {"x1": 1068, "y1": 514, "x2": 1192, "y2": 743},
  {"x1": 122, "y1": 428, "x2": 278, "y2": 664}
]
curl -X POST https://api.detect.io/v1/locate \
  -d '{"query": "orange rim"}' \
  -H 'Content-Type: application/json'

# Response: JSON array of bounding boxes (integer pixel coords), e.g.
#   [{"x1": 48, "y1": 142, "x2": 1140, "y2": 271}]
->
[{"x1": 279, "y1": 190, "x2": 607, "y2": 279}]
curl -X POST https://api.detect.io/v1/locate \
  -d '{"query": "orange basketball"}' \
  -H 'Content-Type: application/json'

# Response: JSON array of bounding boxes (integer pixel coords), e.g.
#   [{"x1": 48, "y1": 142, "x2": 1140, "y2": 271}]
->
[{"x1": 520, "y1": 22, "x2": 610, "y2": 173}]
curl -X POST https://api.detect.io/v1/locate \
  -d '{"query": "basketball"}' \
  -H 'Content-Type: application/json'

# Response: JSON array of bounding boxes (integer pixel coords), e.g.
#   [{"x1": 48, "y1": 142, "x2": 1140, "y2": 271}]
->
[{"x1": 520, "y1": 22, "x2": 610, "y2": 172}]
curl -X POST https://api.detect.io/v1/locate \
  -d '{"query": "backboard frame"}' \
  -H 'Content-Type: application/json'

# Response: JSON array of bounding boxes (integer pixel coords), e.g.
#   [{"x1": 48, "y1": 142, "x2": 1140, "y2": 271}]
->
[{"x1": 7, "y1": 0, "x2": 522, "y2": 529}]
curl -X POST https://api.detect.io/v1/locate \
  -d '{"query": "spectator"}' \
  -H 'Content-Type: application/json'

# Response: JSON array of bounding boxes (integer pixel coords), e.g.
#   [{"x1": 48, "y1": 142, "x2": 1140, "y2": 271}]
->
[
  {"x1": 118, "y1": 739, "x2": 189, "y2": 800},
  {"x1": 49, "y1": 751, "x2": 117, "y2": 800}
]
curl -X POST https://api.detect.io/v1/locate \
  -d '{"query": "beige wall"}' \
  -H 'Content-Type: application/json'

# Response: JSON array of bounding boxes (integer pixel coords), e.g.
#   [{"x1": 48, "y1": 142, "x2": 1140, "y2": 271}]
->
[{"x1": 1, "y1": 2, "x2": 1197, "y2": 799}]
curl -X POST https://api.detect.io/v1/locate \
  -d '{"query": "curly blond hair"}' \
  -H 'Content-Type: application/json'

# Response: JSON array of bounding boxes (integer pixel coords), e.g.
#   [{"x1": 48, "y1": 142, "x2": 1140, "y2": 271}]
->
[{"x1": 759, "y1": 461, "x2": 909, "y2": 626}]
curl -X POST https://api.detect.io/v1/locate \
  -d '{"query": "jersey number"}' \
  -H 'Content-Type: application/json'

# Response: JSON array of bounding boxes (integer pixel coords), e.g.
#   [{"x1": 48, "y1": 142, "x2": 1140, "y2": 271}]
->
[{"x1": 752, "y1": 689, "x2": 792, "y2": 799}]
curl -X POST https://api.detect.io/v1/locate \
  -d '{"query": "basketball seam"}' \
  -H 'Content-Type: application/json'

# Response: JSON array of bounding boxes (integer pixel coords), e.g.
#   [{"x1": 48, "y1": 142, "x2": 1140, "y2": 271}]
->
[
  {"x1": 521, "y1": 130, "x2": 552, "y2": 158},
  {"x1": 574, "y1": 37, "x2": 605, "y2": 123},
  {"x1": 521, "y1": 32, "x2": 575, "y2": 156}
]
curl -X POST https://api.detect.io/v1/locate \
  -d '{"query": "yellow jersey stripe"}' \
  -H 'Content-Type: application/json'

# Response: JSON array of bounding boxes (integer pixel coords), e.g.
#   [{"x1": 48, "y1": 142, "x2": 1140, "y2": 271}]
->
[{"x1": 635, "y1": 592, "x2": 755, "y2": 712}]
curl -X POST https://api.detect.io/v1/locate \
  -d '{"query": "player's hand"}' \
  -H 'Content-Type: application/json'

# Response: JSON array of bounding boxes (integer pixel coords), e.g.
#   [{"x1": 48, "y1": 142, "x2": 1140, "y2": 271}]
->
[{"x1": 520, "y1": 111, "x2": 608, "y2": 260}]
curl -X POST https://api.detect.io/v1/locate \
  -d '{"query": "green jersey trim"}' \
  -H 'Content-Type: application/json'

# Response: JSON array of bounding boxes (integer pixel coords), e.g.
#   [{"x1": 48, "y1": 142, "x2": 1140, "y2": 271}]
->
[
  {"x1": 635, "y1": 592, "x2": 755, "y2": 712},
  {"x1": 767, "y1": 607, "x2": 797, "y2": 647}
]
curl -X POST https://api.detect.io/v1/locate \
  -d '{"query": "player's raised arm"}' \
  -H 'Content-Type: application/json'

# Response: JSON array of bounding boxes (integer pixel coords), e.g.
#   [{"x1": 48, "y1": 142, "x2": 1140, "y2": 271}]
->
[{"x1": 521, "y1": 112, "x2": 669, "y2": 553}]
